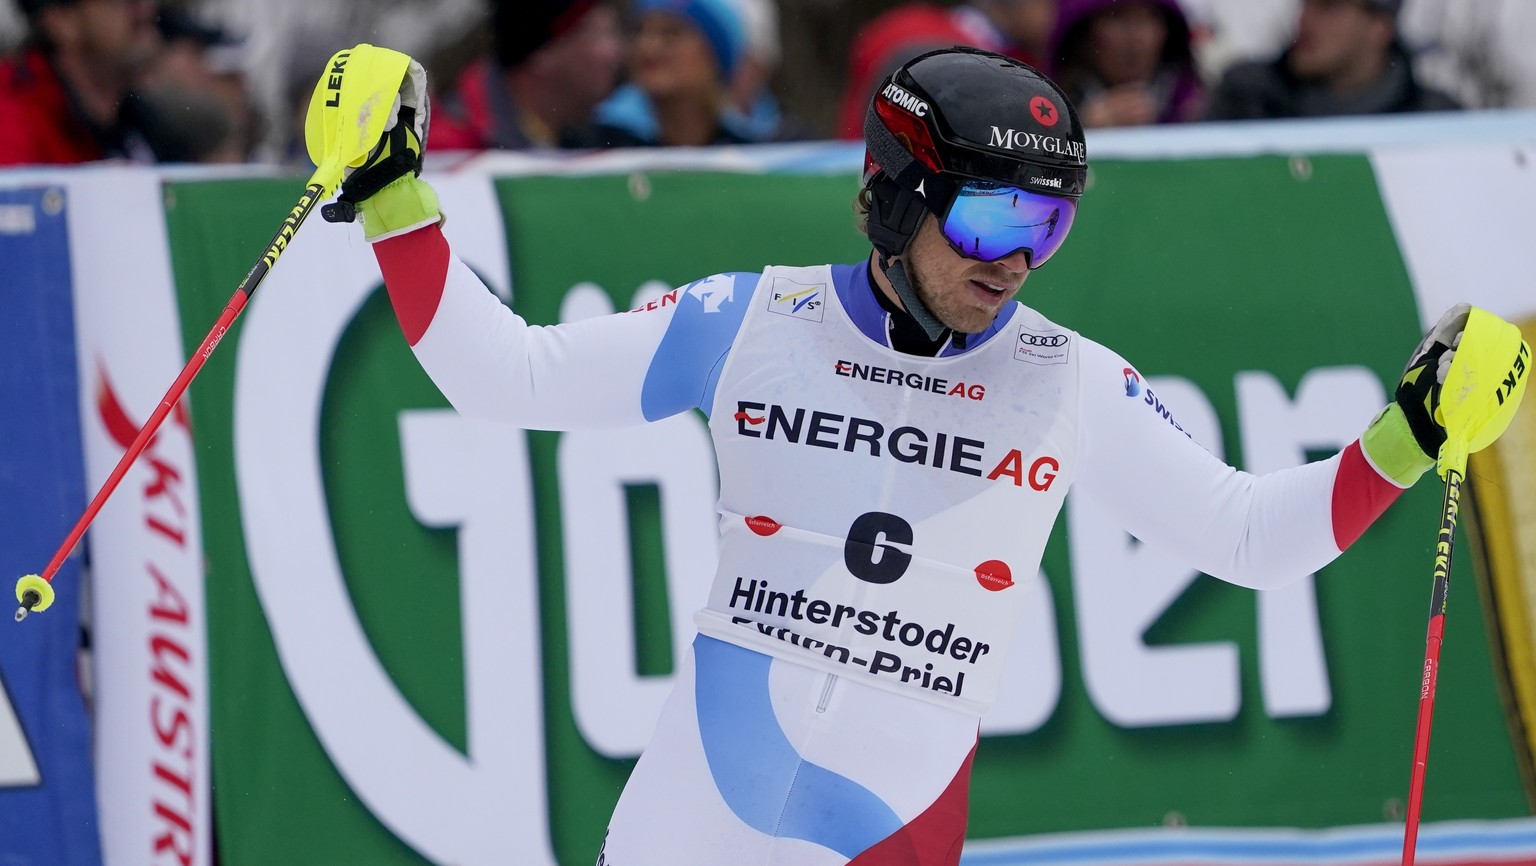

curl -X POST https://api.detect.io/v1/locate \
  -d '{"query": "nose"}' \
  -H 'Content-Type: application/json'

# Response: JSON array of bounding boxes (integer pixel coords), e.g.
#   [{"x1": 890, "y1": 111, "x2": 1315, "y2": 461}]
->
[{"x1": 994, "y1": 249, "x2": 1034, "y2": 273}]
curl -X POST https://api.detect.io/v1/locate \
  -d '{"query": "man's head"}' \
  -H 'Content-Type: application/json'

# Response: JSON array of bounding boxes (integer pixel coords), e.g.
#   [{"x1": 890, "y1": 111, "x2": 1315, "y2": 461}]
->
[
  {"x1": 493, "y1": 0, "x2": 622, "y2": 119},
  {"x1": 21, "y1": 0, "x2": 157, "y2": 70},
  {"x1": 1289, "y1": 0, "x2": 1398, "y2": 82},
  {"x1": 860, "y1": 47, "x2": 1086, "y2": 334}
]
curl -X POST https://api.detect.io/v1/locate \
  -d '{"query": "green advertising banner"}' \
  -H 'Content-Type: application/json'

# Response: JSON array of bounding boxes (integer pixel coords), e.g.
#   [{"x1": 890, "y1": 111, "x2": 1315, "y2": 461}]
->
[{"x1": 161, "y1": 156, "x2": 1529, "y2": 866}]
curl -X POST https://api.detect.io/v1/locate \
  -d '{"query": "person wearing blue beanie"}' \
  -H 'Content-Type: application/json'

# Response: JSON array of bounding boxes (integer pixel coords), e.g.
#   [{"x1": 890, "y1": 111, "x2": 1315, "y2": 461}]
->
[
  {"x1": 633, "y1": 0, "x2": 747, "y2": 79},
  {"x1": 567, "y1": 0, "x2": 762, "y2": 147}
]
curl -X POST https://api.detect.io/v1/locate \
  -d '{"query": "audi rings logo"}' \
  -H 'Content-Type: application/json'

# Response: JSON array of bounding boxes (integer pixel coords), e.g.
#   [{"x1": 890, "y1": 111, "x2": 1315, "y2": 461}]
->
[
  {"x1": 1014, "y1": 327, "x2": 1071, "y2": 366},
  {"x1": 1019, "y1": 332, "x2": 1069, "y2": 348}
]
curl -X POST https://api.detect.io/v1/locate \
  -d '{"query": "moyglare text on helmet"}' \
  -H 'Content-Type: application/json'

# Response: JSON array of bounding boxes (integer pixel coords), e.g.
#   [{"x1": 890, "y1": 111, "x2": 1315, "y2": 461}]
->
[{"x1": 989, "y1": 127, "x2": 1086, "y2": 163}]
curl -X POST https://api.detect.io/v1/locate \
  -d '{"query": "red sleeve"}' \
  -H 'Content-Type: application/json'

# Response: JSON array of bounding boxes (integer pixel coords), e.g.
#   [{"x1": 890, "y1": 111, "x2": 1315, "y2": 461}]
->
[
  {"x1": 371, "y1": 224, "x2": 450, "y2": 346},
  {"x1": 1330, "y1": 440, "x2": 1406, "y2": 550}
]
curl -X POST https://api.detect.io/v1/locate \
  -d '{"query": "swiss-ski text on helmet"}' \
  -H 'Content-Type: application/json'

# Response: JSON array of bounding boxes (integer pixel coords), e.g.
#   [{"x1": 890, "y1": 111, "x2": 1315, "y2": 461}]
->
[
  {"x1": 882, "y1": 83, "x2": 930, "y2": 117},
  {"x1": 989, "y1": 127, "x2": 1086, "y2": 162}
]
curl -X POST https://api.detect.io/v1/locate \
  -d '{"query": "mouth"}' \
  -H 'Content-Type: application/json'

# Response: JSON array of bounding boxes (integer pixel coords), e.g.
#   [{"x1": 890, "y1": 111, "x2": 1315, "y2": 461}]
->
[
  {"x1": 967, "y1": 278, "x2": 1012, "y2": 306},
  {"x1": 970, "y1": 277, "x2": 1013, "y2": 296}
]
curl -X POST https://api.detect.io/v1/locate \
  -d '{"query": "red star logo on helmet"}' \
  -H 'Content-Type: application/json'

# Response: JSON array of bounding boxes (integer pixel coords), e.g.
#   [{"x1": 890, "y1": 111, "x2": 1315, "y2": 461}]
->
[{"x1": 1030, "y1": 96, "x2": 1059, "y2": 127}]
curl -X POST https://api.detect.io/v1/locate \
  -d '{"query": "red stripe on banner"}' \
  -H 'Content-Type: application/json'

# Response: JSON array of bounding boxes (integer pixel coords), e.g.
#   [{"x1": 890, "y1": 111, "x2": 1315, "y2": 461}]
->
[
  {"x1": 1331, "y1": 440, "x2": 1405, "y2": 551},
  {"x1": 372, "y1": 224, "x2": 450, "y2": 347},
  {"x1": 849, "y1": 742, "x2": 976, "y2": 865},
  {"x1": 96, "y1": 361, "x2": 146, "y2": 451}
]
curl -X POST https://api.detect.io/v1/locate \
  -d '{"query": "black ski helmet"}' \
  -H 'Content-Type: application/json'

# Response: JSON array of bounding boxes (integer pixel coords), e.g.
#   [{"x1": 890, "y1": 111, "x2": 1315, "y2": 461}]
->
[{"x1": 863, "y1": 46, "x2": 1088, "y2": 261}]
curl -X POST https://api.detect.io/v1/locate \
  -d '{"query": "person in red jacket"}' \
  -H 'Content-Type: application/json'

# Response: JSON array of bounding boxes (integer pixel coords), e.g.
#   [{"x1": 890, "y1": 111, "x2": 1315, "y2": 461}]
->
[
  {"x1": 430, "y1": 0, "x2": 623, "y2": 151},
  {"x1": 0, "y1": 0, "x2": 159, "y2": 165}
]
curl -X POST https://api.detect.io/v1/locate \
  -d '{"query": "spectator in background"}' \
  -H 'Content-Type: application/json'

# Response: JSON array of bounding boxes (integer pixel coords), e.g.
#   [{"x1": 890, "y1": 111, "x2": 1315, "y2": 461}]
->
[
  {"x1": 0, "y1": 0, "x2": 159, "y2": 164},
  {"x1": 568, "y1": 0, "x2": 752, "y2": 147},
  {"x1": 1176, "y1": 0, "x2": 1295, "y2": 85},
  {"x1": 836, "y1": 4, "x2": 973, "y2": 139},
  {"x1": 589, "y1": 0, "x2": 804, "y2": 146},
  {"x1": 1205, "y1": 0, "x2": 1459, "y2": 119},
  {"x1": 135, "y1": 7, "x2": 255, "y2": 162},
  {"x1": 1051, "y1": 0, "x2": 1206, "y2": 127},
  {"x1": 952, "y1": 0, "x2": 1057, "y2": 67},
  {"x1": 1400, "y1": 0, "x2": 1536, "y2": 109},
  {"x1": 430, "y1": 0, "x2": 623, "y2": 150},
  {"x1": 837, "y1": 1, "x2": 1060, "y2": 139},
  {"x1": 727, "y1": 0, "x2": 804, "y2": 141}
]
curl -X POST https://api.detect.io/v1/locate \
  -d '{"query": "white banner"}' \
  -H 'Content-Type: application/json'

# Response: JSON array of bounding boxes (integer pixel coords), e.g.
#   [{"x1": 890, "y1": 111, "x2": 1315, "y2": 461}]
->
[{"x1": 67, "y1": 168, "x2": 211, "y2": 866}]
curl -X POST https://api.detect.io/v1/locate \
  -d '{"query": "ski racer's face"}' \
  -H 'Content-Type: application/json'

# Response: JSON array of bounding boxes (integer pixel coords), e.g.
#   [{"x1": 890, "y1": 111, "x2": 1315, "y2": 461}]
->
[{"x1": 904, "y1": 215, "x2": 1032, "y2": 334}]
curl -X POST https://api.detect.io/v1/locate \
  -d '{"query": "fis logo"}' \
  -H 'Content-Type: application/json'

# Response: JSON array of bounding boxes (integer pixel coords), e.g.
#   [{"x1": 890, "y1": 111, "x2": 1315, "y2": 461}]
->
[{"x1": 768, "y1": 277, "x2": 826, "y2": 322}]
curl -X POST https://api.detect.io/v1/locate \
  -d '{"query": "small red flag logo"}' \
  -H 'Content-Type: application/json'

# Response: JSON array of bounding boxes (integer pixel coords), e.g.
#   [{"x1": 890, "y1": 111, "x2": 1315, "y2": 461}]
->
[{"x1": 746, "y1": 516, "x2": 782, "y2": 536}]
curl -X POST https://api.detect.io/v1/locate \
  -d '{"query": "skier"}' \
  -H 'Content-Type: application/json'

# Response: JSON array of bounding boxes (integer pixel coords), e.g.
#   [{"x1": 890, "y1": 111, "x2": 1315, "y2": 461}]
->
[{"x1": 317, "y1": 45, "x2": 1517, "y2": 865}]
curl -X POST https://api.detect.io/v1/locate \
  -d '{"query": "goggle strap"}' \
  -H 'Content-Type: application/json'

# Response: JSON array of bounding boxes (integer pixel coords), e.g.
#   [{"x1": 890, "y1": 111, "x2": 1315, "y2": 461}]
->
[{"x1": 883, "y1": 258, "x2": 948, "y2": 341}]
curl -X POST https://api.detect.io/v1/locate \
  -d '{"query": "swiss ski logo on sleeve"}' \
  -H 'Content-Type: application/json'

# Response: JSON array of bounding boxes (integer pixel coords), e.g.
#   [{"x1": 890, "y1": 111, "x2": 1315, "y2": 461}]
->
[
  {"x1": 1122, "y1": 367, "x2": 1142, "y2": 397},
  {"x1": 1122, "y1": 368, "x2": 1190, "y2": 437},
  {"x1": 767, "y1": 277, "x2": 826, "y2": 322},
  {"x1": 685, "y1": 273, "x2": 735, "y2": 313}
]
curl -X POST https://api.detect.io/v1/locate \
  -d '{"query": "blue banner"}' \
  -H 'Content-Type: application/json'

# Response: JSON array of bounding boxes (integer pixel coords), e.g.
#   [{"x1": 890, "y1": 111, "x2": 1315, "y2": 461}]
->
[{"x1": 0, "y1": 185, "x2": 103, "y2": 865}]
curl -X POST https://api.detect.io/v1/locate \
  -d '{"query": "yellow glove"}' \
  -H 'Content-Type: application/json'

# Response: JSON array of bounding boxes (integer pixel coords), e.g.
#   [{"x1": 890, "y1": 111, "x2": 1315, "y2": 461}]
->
[
  {"x1": 1434, "y1": 307, "x2": 1529, "y2": 476},
  {"x1": 1365, "y1": 305, "x2": 1529, "y2": 485},
  {"x1": 307, "y1": 44, "x2": 441, "y2": 241}
]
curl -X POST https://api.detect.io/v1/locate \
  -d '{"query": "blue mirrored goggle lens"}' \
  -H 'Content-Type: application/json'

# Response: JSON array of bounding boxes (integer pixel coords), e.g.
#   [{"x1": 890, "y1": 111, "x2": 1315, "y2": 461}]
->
[{"x1": 940, "y1": 183, "x2": 1078, "y2": 268}]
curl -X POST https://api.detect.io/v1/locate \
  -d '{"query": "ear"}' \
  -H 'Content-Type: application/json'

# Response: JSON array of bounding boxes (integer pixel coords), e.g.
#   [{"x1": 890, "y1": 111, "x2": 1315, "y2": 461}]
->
[{"x1": 866, "y1": 174, "x2": 928, "y2": 258}]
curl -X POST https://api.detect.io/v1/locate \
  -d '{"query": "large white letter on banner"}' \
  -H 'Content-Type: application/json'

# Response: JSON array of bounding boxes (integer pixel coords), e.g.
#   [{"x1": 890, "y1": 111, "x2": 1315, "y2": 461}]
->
[
  {"x1": 234, "y1": 177, "x2": 558, "y2": 865},
  {"x1": 557, "y1": 283, "x2": 721, "y2": 758},
  {"x1": 1236, "y1": 366, "x2": 1383, "y2": 718},
  {"x1": 1073, "y1": 377, "x2": 1240, "y2": 727}
]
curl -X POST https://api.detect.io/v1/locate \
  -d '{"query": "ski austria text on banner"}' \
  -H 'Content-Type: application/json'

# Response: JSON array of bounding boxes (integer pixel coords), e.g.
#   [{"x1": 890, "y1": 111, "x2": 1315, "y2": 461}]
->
[{"x1": 70, "y1": 172, "x2": 211, "y2": 866}]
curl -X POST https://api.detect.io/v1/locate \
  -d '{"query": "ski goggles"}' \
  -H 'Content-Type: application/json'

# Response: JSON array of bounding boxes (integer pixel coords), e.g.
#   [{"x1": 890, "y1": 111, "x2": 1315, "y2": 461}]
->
[{"x1": 937, "y1": 181, "x2": 1078, "y2": 269}]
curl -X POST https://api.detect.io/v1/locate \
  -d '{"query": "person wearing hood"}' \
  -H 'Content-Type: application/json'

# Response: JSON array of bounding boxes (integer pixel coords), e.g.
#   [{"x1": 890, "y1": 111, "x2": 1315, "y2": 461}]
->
[
  {"x1": 1204, "y1": 0, "x2": 1460, "y2": 120},
  {"x1": 1050, "y1": 0, "x2": 1205, "y2": 127}
]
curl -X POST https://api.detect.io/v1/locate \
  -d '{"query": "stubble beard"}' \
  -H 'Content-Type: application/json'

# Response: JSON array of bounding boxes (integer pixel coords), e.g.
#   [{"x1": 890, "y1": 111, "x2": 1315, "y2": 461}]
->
[{"x1": 910, "y1": 263, "x2": 998, "y2": 335}]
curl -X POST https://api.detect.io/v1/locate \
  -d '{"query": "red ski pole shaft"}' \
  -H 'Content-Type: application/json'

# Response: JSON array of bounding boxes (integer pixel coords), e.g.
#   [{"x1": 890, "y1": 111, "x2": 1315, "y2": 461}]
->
[
  {"x1": 19, "y1": 180, "x2": 327, "y2": 610},
  {"x1": 1402, "y1": 465, "x2": 1462, "y2": 866}
]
